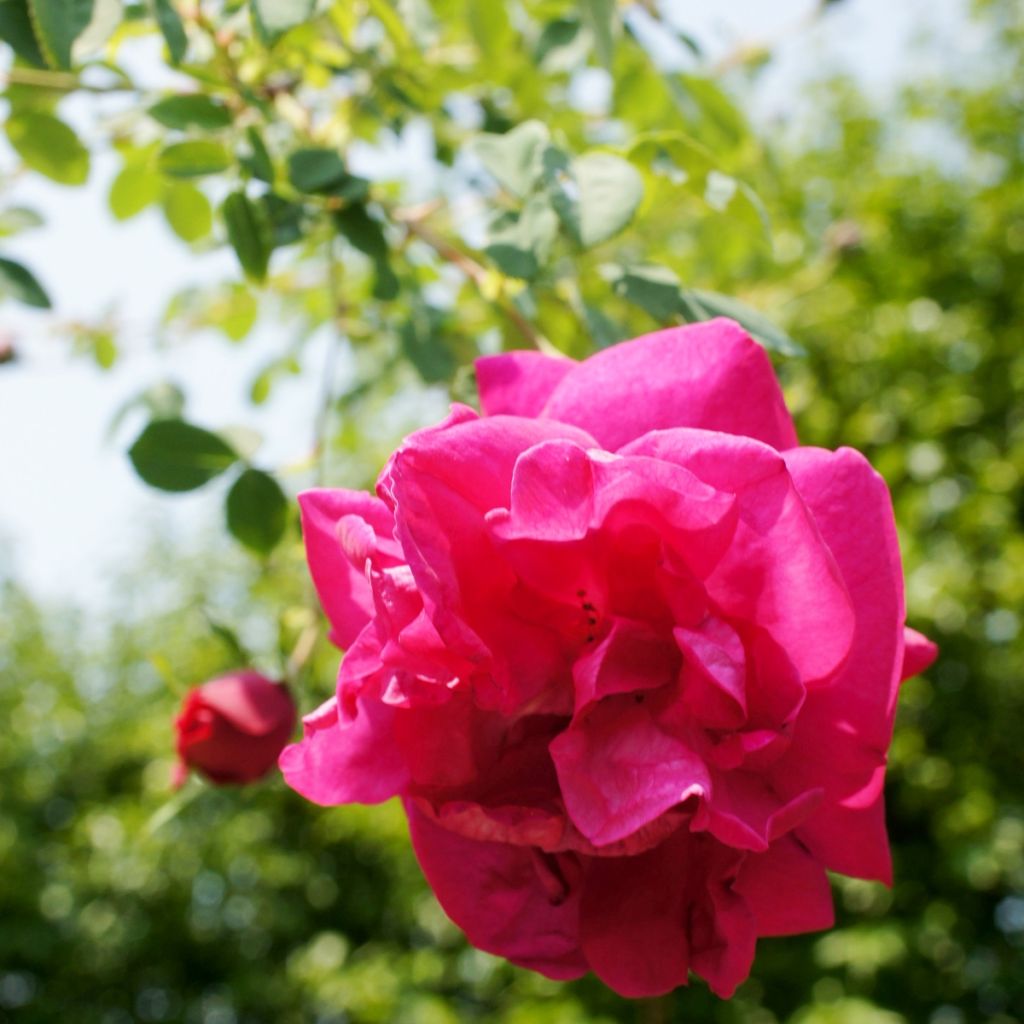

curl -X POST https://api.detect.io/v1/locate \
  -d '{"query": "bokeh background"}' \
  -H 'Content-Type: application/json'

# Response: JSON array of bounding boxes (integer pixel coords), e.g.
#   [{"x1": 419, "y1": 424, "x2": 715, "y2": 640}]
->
[{"x1": 2, "y1": 0, "x2": 1022, "y2": 1021}]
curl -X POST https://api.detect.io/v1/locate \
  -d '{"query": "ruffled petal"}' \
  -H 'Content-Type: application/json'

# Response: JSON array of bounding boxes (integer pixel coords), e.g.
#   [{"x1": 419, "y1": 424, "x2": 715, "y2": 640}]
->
[
  {"x1": 407, "y1": 801, "x2": 587, "y2": 980},
  {"x1": 476, "y1": 350, "x2": 575, "y2": 417},
  {"x1": 299, "y1": 489, "x2": 397, "y2": 649},
  {"x1": 551, "y1": 697, "x2": 709, "y2": 847},
  {"x1": 540, "y1": 319, "x2": 798, "y2": 451},
  {"x1": 623, "y1": 429, "x2": 855, "y2": 684},
  {"x1": 772, "y1": 446, "x2": 906, "y2": 883},
  {"x1": 279, "y1": 695, "x2": 409, "y2": 806}
]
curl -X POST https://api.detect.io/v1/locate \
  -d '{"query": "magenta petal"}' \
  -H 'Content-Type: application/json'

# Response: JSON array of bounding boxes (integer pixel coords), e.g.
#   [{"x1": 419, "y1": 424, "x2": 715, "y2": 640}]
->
[
  {"x1": 579, "y1": 838, "x2": 692, "y2": 998},
  {"x1": 901, "y1": 626, "x2": 938, "y2": 680},
  {"x1": 675, "y1": 618, "x2": 747, "y2": 729},
  {"x1": 541, "y1": 319, "x2": 798, "y2": 451},
  {"x1": 551, "y1": 698, "x2": 709, "y2": 847},
  {"x1": 624, "y1": 429, "x2": 855, "y2": 684},
  {"x1": 476, "y1": 350, "x2": 576, "y2": 417},
  {"x1": 735, "y1": 836, "x2": 835, "y2": 937},
  {"x1": 279, "y1": 695, "x2": 409, "y2": 806},
  {"x1": 572, "y1": 618, "x2": 678, "y2": 712},
  {"x1": 407, "y1": 801, "x2": 587, "y2": 980},
  {"x1": 773, "y1": 446, "x2": 907, "y2": 882},
  {"x1": 299, "y1": 489, "x2": 396, "y2": 649}
]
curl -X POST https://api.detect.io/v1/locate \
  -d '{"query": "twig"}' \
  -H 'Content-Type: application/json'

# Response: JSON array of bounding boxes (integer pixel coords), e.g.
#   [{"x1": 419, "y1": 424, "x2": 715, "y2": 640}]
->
[
  {"x1": 393, "y1": 204, "x2": 558, "y2": 355},
  {"x1": 1, "y1": 68, "x2": 133, "y2": 93},
  {"x1": 313, "y1": 231, "x2": 345, "y2": 486}
]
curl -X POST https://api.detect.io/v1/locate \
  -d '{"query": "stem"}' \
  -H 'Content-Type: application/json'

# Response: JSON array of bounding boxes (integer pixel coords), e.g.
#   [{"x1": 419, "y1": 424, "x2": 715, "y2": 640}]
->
[
  {"x1": 2, "y1": 68, "x2": 132, "y2": 93},
  {"x1": 313, "y1": 231, "x2": 345, "y2": 487},
  {"x1": 393, "y1": 204, "x2": 559, "y2": 356}
]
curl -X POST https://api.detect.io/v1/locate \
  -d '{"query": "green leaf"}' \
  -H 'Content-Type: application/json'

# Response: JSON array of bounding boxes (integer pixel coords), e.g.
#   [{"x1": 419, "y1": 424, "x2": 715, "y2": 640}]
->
[
  {"x1": 148, "y1": 94, "x2": 233, "y2": 131},
  {"x1": 0, "y1": 255, "x2": 51, "y2": 308},
  {"x1": 109, "y1": 163, "x2": 160, "y2": 220},
  {"x1": 581, "y1": 301, "x2": 622, "y2": 349},
  {"x1": 472, "y1": 121, "x2": 550, "y2": 199},
  {"x1": 679, "y1": 289, "x2": 805, "y2": 356},
  {"x1": 226, "y1": 468, "x2": 288, "y2": 554},
  {"x1": 400, "y1": 308, "x2": 455, "y2": 383},
  {"x1": 485, "y1": 195, "x2": 559, "y2": 280},
  {"x1": 261, "y1": 193, "x2": 303, "y2": 247},
  {"x1": 535, "y1": 18, "x2": 584, "y2": 71},
  {"x1": 161, "y1": 182, "x2": 213, "y2": 242},
  {"x1": 128, "y1": 419, "x2": 238, "y2": 492},
  {"x1": 72, "y1": 0, "x2": 121, "y2": 60},
  {"x1": 251, "y1": 0, "x2": 314, "y2": 44},
  {"x1": 467, "y1": 0, "x2": 511, "y2": 58},
  {"x1": 611, "y1": 264, "x2": 684, "y2": 322},
  {"x1": 26, "y1": 0, "x2": 93, "y2": 68},
  {"x1": 573, "y1": 152, "x2": 643, "y2": 247},
  {"x1": 222, "y1": 192, "x2": 272, "y2": 283},
  {"x1": 157, "y1": 140, "x2": 231, "y2": 178},
  {"x1": 578, "y1": 0, "x2": 615, "y2": 68},
  {"x1": 0, "y1": 206, "x2": 44, "y2": 236},
  {"x1": 5, "y1": 112, "x2": 89, "y2": 185},
  {"x1": 243, "y1": 127, "x2": 274, "y2": 184},
  {"x1": 287, "y1": 147, "x2": 367, "y2": 199},
  {"x1": 150, "y1": 0, "x2": 186, "y2": 63},
  {"x1": 365, "y1": 0, "x2": 411, "y2": 52},
  {"x1": 334, "y1": 204, "x2": 398, "y2": 299},
  {"x1": 0, "y1": 0, "x2": 47, "y2": 66}
]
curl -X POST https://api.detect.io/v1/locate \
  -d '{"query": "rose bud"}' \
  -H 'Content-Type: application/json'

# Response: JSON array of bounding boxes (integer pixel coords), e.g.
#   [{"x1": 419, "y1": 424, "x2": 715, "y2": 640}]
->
[
  {"x1": 173, "y1": 671, "x2": 296, "y2": 787},
  {"x1": 281, "y1": 318, "x2": 937, "y2": 998}
]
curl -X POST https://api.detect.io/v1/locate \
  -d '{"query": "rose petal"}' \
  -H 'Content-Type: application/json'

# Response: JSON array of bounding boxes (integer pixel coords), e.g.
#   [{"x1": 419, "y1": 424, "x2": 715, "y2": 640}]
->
[
  {"x1": 407, "y1": 801, "x2": 587, "y2": 980},
  {"x1": 578, "y1": 833, "x2": 693, "y2": 997},
  {"x1": 773, "y1": 446, "x2": 907, "y2": 883},
  {"x1": 541, "y1": 319, "x2": 798, "y2": 451},
  {"x1": 901, "y1": 626, "x2": 938, "y2": 680},
  {"x1": 476, "y1": 350, "x2": 576, "y2": 417},
  {"x1": 551, "y1": 697, "x2": 709, "y2": 847},
  {"x1": 299, "y1": 489, "x2": 397, "y2": 649},
  {"x1": 734, "y1": 835, "x2": 835, "y2": 937},
  {"x1": 279, "y1": 695, "x2": 409, "y2": 806},
  {"x1": 623, "y1": 429, "x2": 855, "y2": 684},
  {"x1": 196, "y1": 672, "x2": 295, "y2": 736}
]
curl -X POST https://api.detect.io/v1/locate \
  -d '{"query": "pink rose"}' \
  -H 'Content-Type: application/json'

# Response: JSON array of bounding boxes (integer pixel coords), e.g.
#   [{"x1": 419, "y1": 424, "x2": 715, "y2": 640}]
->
[
  {"x1": 174, "y1": 671, "x2": 296, "y2": 787},
  {"x1": 282, "y1": 319, "x2": 937, "y2": 997}
]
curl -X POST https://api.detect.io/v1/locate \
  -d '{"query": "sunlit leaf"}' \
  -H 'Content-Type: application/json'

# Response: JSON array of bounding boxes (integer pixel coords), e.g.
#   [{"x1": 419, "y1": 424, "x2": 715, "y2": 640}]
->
[
  {"x1": 573, "y1": 152, "x2": 643, "y2": 247},
  {"x1": 578, "y1": 0, "x2": 615, "y2": 68},
  {"x1": 472, "y1": 121, "x2": 550, "y2": 199},
  {"x1": 109, "y1": 163, "x2": 160, "y2": 220},
  {"x1": 251, "y1": 0, "x2": 314, "y2": 43},
  {"x1": 5, "y1": 111, "x2": 89, "y2": 185},
  {"x1": 161, "y1": 182, "x2": 213, "y2": 242},
  {"x1": 149, "y1": 94, "x2": 233, "y2": 131},
  {"x1": 158, "y1": 140, "x2": 231, "y2": 178}
]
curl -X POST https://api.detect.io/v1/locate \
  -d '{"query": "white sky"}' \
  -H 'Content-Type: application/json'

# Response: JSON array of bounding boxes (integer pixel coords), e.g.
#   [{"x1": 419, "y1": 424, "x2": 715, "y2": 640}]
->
[{"x1": 0, "y1": 0, "x2": 975, "y2": 606}]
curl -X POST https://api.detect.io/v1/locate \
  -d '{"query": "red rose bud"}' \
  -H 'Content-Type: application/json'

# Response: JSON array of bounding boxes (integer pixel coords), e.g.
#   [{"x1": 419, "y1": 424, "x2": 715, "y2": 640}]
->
[{"x1": 173, "y1": 671, "x2": 296, "y2": 787}]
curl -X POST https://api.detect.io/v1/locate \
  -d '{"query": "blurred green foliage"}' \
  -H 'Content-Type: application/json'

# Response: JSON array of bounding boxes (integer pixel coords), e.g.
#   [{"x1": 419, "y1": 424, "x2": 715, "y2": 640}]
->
[{"x1": 2, "y1": 0, "x2": 1024, "y2": 1021}]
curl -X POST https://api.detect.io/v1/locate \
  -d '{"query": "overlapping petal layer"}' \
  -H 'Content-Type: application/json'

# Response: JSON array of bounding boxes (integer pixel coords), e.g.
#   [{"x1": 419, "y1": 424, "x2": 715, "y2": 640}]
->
[{"x1": 282, "y1": 319, "x2": 935, "y2": 998}]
